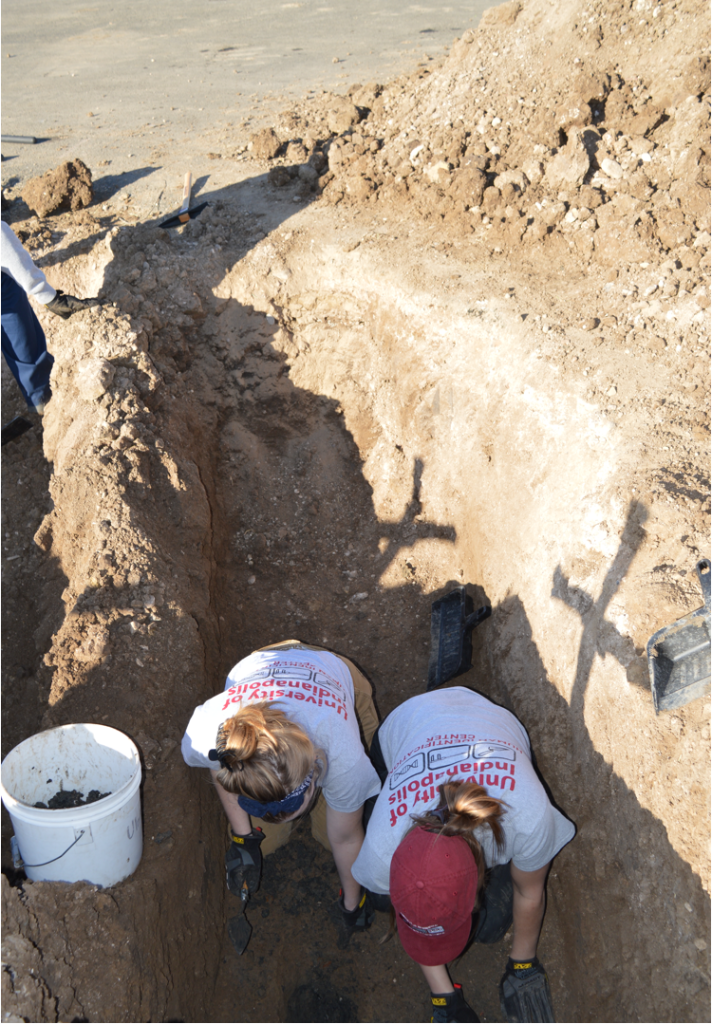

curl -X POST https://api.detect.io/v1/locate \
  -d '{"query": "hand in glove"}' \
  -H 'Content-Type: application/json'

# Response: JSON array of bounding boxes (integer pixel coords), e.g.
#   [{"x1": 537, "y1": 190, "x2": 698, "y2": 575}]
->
[
  {"x1": 46, "y1": 289, "x2": 101, "y2": 319},
  {"x1": 336, "y1": 888, "x2": 375, "y2": 948},
  {"x1": 224, "y1": 827, "x2": 265, "y2": 897},
  {"x1": 499, "y1": 957, "x2": 555, "y2": 1023},
  {"x1": 430, "y1": 983, "x2": 479, "y2": 1023}
]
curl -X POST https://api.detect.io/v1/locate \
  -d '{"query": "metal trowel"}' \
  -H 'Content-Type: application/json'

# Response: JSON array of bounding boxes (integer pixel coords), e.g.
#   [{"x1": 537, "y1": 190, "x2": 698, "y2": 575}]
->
[
  {"x1": 647, "y1": 558, "x2": 711, "y2": 712},
  {"x1": 227, "y1": 881, "x2": 252, "y2": 955}
]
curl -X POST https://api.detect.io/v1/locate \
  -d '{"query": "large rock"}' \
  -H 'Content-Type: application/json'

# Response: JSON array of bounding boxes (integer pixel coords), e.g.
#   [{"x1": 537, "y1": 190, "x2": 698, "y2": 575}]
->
[
  {"x1": 21, "y1": 159, "x2": 93, "y2": 218},
  {"x1": 75, "y1": 358, "x2": 115, "y2": 402},
  {"x1": 544, "y1": 129, "x2": 591, "y2": 190}
]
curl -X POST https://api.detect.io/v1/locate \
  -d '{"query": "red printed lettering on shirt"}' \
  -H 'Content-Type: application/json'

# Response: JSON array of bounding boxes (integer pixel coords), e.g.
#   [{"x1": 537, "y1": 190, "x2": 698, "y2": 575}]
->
[
  {"x1": 501, "y1": 776, "x2": 516, "y2": 791},
  {"x1": 407, "y1": 780, "x2": 419, "y2": 792},
  {"x1": 480, "y1": 762, "x2": 493, "y2": 771},
  {"x1": 486, "y1": 774, "x2": 499, "y2": 787}
]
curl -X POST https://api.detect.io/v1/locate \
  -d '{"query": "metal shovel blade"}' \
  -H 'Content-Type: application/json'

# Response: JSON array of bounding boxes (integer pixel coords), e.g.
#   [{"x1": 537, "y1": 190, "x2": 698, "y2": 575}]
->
[
  {"x1": 427, "y1": 586, "x2": 492, "y2": 691},
  {"x1": 647, "y1": 558, "x2": 711, "y2": 712},
  {"x1": 227, "y1": 910, "x2": 252, "y2": 955}
]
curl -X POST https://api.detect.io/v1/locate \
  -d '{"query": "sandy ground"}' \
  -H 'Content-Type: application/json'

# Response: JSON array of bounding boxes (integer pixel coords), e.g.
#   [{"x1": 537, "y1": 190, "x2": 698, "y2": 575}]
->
[{"x1": 1, "y1": 0, "x2": 710, "y2": 1022}]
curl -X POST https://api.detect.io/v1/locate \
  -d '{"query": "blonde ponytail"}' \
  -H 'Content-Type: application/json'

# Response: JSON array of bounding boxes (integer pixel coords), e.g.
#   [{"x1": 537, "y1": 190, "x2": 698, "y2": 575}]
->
[
  {"x1": 214, "y1": 702, "x2": 322, "y2": 820},
  {"x1": 411, "y1": 780, "x2": 505, "y2": 898}
]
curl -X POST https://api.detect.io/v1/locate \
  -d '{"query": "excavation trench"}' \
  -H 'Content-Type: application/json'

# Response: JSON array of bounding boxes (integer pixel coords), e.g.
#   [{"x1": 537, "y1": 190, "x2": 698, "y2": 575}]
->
[{"x1": 2, "y1": 206, "x2": 709, "y2": 1024}]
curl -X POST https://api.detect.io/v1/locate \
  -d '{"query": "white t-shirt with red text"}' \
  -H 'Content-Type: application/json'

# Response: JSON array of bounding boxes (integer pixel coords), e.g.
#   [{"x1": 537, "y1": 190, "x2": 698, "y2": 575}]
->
[
  {"x1": 181, "y1": 648, "x2": 381, "y2": 813},
  {"x1": 352, "y1": 688, "x2": 575, "y2": 895}
]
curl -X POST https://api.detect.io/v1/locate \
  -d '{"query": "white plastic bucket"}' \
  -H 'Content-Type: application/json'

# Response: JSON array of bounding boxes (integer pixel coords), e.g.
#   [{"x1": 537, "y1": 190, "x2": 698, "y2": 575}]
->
[{"x1": 0, "y1": 723, "x2": 143, "y2": 887}]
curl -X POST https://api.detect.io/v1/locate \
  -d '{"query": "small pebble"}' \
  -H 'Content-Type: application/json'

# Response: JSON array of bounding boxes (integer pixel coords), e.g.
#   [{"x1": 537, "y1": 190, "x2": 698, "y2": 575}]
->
[
  {"x1": 247, "y1": 575, "x2": 256, "y2": 584},
  {"x1": 265, "y1": 315, "x2": 276, "y2": 325},
  {"x1": 601, "y1": 158, "x2": 624, "y2": 179}
]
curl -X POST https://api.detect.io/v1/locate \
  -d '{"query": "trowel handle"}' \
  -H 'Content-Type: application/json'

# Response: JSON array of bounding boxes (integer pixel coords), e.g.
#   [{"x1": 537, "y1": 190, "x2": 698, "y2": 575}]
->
[{"x1": 696, "y1": 559, "x2": 711, "y2": 609}]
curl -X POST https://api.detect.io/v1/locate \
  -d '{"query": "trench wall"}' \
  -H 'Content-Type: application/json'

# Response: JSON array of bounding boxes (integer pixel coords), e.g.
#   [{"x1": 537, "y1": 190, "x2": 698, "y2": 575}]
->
[
  {"x1": 2, "y1": 217, "x2": 709, "y2": 1022},
  {"x1": 219, "y1": 236, "x2": 710, "y2": 1021}
]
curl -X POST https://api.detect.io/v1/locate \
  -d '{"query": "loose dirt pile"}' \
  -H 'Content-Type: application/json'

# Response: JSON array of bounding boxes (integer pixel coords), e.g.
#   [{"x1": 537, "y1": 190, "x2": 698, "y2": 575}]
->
[
  {"x1": 2, "y1": 0, "x2": 709, "y2": 1021},
  {"x1": 21, "y1": 159, "x2": 94, "y2": 220}
]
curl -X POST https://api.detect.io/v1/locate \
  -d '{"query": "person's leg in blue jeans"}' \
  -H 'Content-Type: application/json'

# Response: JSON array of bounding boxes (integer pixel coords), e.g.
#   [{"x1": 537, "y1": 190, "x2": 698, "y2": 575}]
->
[{"x1": 1, "y1": 271, "x2": 54, "y2": 409}]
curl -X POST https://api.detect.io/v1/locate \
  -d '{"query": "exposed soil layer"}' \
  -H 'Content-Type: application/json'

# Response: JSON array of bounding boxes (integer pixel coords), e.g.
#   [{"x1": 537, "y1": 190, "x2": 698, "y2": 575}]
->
[{"x1": 1, "y1": 0, "x2": 710, "y2": 1021}]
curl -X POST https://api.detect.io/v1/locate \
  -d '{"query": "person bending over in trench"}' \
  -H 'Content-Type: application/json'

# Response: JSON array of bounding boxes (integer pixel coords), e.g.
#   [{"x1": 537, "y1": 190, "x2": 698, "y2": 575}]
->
[
  {"x1": 352, "y1": 687, "x2": 575, "y2": 1023},
  {"x1": 1, "y1": 221, "x2": 100, "y2": 414},
  {"x1": 181, "y1": 639, "x2": 381, "y2": 940}
]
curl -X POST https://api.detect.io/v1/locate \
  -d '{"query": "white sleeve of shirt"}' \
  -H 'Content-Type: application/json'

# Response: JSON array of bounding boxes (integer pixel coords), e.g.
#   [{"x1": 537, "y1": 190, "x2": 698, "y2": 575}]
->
[
  {"x1": 181, "y1": 704, "x2": 216, "y2": 769},
  {"x1": 1, "y1": 222, "x2": 56, "y2": 303}
]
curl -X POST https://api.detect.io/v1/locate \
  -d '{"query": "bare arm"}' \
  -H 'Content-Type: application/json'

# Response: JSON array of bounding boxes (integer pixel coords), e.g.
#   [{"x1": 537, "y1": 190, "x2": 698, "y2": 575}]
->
[
  {"x1": 326, "y1": 804, "x2": 365, "y2": 911},
  {"x1": 510, "y1": 861, "x2": 550, "y2": 960},
  {"x1": 211, "y1": 769, "x2": 252, "y2": 835}
]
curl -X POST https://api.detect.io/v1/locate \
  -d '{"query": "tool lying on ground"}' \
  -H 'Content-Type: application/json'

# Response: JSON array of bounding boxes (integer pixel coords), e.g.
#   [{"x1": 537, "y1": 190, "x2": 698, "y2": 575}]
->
[
  {"x1": 500, "y1": 958, "x2": 555, "y2": 1023},
  {"x1": 427, "y1": 586, "x2": 492, "y2": 690},
  {"x1": 159, "y1": 170, "x2": 208, "y2": 228},
  {"x1": 2, "y1": 416, "x2": 34, "y2": 447},
  {"x1": 227, "y1": 880, "x2": 253, "y2": 955},
  {"x1": 1, "y1": 135, "x2": 37, "y2": 145},
  {"x1": 647, "y1": 557, "x2": 710, "y2": 712}
]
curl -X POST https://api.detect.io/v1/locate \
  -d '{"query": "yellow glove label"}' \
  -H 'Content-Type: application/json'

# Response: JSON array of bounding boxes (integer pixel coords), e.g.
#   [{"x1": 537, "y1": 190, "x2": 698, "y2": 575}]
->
[
  {"x1": 513, "y1": 961, "x2": 533, "y2": 970},
  {"x1": 233, "y1": 836, "x2": 245, "y2": 845},
  {"x1": 431, "y1": 998, "x2": 447, "y2": 1006}
]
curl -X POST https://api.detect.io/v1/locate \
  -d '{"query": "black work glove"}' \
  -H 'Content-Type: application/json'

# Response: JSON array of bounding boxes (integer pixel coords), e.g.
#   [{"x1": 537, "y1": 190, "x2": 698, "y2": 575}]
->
[
  {"x1": 46, "y1": 289, "x2": 101, "y2": 319},
  {"x1": 431, "y1": 983, "x2": 479, "y2": 1023},
  {"x1": 336, "y1": 888, "x2": 374, "y2": 948},
  {"x1": 499, "y1": 957, "x2": 555, "y2": 1023},
  {"x1": 224, "y1": 827, "x2": 265, "y2": 897}
]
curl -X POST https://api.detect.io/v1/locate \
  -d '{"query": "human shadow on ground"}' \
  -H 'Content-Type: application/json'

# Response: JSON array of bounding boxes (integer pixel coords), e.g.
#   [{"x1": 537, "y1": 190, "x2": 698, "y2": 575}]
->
[{"x1": 93, "y1": 165, "x2": 159, "y2": 200}]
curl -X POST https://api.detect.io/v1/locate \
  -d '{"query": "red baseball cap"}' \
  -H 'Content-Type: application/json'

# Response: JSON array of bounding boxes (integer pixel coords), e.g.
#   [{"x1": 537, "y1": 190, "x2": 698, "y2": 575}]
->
[{"x1": 389, "y1": 826, "x2": 477, "y2": 966}]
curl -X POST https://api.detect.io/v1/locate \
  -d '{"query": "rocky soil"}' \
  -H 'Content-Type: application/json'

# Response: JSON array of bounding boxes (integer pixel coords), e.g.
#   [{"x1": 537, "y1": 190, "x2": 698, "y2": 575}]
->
[{"x1": 2, "y1": 0, "x2": 709, "y2": 1021}]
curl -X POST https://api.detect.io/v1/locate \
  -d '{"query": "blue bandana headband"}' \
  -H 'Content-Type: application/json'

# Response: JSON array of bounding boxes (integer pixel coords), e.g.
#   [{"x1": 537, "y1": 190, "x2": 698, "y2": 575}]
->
[{"x1": 236, "y1": 768, "x2": 315, "y2": 818}]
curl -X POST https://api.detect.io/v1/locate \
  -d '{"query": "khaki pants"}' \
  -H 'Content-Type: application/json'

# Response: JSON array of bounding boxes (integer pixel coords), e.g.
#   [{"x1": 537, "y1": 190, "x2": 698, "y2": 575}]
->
[{"x1": 250, "y1": 640, "x2": 379, "y2": 856}]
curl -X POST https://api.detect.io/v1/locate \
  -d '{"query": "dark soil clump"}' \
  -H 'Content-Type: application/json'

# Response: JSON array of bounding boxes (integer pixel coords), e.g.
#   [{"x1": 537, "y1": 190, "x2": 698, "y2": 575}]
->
[{"x1": 34, "y1": 789, "x2": 110, "y2": 809}]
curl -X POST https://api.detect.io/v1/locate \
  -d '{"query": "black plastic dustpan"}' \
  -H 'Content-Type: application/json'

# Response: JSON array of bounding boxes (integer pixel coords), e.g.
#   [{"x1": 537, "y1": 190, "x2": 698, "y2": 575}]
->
[
  {"x1": 427, "y1": 586, "x2": 491, "y2": 691},
  {"x1": 647, "y1": 558, "x2": 711, "y2": 713}
]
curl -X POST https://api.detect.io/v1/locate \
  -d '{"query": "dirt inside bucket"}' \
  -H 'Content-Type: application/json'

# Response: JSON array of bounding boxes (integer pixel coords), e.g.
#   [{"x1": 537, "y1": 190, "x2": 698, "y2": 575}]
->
[
  {"x1": 1, "y1": 0, "x2": 710, "y2": 1020},
  {"x1": 33, "y1": 790, "x2": 110, "y2": 810}
]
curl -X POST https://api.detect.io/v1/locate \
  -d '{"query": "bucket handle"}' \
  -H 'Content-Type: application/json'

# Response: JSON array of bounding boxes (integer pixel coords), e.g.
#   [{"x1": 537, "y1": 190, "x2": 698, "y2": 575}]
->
[{"x1": 17, "y1": 829, "x2": 86, "y2": 868}]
